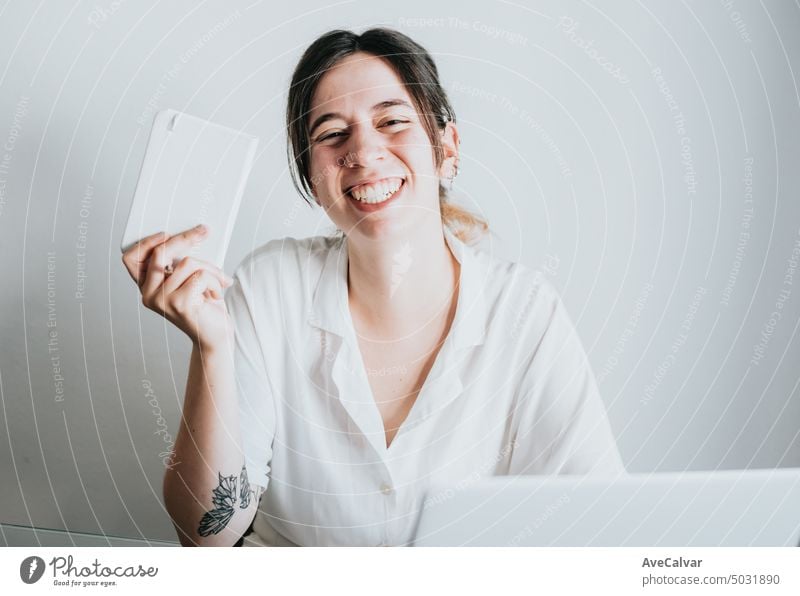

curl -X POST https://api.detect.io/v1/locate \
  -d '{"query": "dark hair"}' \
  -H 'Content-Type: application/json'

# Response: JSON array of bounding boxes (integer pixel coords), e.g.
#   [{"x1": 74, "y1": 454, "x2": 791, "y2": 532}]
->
[{"x1": 286, "y1": 27, "x2": 488, "y2": 244}]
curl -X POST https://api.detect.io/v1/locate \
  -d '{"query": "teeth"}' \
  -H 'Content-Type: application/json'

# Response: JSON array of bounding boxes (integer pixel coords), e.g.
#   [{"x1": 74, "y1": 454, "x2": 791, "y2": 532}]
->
[{"x1": 349, "y1": 179, "x2": 403, "y2": 204}]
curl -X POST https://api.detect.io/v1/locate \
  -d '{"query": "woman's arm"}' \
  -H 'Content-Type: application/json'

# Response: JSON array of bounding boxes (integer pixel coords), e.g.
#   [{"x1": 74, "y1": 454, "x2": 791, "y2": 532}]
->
[
  {"x1": 121, "y1": 226, "x2": 265, "y2": 546},
  {"x1": 163, "y1": 341, "x2": 264, "y2": 547}
]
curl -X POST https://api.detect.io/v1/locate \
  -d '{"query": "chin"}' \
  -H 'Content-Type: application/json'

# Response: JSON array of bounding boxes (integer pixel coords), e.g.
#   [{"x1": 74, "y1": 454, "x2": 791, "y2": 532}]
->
[{"x1": 347, "y1": 217, "x2": 409, "y2": 240}]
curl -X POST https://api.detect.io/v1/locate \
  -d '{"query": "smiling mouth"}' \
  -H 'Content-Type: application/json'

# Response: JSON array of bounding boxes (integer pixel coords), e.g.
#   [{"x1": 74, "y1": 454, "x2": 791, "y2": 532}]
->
[{"x1": 345, "y1": 178, "x2": 405, "y2": 204}]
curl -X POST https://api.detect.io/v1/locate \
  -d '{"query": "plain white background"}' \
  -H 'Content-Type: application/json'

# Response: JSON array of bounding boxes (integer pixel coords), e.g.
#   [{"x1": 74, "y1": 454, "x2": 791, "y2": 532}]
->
[{"x1": 0, "y1": 0, "x2": 798, "y2": 542}]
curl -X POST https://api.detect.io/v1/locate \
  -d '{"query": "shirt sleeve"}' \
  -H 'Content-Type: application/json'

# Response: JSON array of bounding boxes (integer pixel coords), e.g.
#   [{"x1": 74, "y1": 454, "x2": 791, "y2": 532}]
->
[
  {"x1": 223, "y1": 267, "x2": 277, "y2": 491},
  {"x1": 507, "y1": 279, "x2": 625, "y2": 477}
]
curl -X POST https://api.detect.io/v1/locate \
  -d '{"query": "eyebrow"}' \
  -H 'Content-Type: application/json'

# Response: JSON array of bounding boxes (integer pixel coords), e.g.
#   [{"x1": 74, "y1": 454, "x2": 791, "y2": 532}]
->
[{"x1": 308, "y1": 98, "x2": 414, "y2": 138}]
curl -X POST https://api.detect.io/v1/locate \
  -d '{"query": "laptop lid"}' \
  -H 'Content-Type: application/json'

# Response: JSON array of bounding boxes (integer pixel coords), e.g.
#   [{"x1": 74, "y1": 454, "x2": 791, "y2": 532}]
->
[{"x1": 411, "y1": 468, "x2": 800, "y2": 546}]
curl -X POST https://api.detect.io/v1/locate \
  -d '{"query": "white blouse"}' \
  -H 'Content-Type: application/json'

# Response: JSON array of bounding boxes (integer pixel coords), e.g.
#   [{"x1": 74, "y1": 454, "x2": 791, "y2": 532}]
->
[{"x1": 224, "y1": 226, "x2": 624, "y2": 547}]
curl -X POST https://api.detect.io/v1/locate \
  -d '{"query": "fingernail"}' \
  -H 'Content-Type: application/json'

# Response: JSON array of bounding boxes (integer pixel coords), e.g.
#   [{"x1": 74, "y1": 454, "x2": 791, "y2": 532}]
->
[{"x1": 195, "y1": 224, "x2": 207, "y2": 234}]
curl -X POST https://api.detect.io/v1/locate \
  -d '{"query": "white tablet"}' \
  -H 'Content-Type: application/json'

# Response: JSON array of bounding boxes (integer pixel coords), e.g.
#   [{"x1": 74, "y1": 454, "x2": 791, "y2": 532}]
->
[{"x1": 120, "y1": 109, "x2": 259, "y2": 268}]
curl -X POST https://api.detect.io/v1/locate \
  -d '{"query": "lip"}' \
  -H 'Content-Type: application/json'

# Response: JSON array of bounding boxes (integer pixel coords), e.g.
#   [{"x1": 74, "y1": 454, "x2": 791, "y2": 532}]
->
[{"x1": 346, "y1": 179, "x2": 406, "y2": 212}]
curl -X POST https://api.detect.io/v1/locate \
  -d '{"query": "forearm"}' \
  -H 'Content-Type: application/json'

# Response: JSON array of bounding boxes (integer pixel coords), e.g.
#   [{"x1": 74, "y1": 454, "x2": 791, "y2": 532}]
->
[{"x1": 163, "y1": 339, "x2": 261, "y2": 546}]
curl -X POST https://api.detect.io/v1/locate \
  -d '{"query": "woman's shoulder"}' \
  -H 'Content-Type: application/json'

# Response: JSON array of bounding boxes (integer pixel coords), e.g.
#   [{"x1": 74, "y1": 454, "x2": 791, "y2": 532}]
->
[
  {"x1": 474, "y1": 246, "x2": 560, "y2": 308},
  {"x1": 470, "y1": 247, "x2": 567, "y2": 346}
]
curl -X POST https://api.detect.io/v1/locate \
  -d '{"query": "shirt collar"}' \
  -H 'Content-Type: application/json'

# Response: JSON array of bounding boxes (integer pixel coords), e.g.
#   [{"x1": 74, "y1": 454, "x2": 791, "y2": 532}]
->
[{"x1": 307, "y1": 226, "x2": 487, "y2": 351}]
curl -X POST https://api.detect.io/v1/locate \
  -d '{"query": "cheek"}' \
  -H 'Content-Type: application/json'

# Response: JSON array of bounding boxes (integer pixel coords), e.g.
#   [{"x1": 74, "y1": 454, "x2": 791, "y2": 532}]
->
[
  {"x1": 308, "y1": 150, "x2": 336, "y2": 193},
  {"x1": 397, "y1": 130, "x2": 438, "y2": 176}
]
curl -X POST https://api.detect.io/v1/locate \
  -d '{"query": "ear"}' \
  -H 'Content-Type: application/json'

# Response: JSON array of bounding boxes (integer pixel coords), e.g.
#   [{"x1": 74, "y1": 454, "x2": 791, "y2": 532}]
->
[{"x1": 437, "y1": 121, "x2": 460, "y2": 180}]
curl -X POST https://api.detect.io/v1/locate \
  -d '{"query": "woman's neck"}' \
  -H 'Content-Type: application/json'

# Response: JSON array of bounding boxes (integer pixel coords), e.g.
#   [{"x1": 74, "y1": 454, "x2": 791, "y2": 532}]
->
[{"x1": 346, "y1": 219, "x2": 460, "y2": 339}]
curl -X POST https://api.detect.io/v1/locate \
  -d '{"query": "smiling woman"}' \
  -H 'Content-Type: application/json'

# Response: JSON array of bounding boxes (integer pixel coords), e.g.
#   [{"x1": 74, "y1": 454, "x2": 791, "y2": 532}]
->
[
  {"x1": 285, "y1": 28, "x2": 488, "y2": 244},
  {"x1": 125, "y1": 26, "x2": 624, "y2": 548}
]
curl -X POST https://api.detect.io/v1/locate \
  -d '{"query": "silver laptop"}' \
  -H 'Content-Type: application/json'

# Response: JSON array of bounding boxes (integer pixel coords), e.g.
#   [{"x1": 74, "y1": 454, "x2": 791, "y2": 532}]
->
[{"x1": 411, "y1": 468, "x2": 800, "y2": 546}]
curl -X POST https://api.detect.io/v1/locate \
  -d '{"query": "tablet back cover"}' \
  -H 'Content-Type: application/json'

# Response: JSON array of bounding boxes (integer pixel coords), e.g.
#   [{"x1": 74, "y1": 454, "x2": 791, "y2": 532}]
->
[{"x1": 121, "y1": 109, "x2": 259, "y2": 268}]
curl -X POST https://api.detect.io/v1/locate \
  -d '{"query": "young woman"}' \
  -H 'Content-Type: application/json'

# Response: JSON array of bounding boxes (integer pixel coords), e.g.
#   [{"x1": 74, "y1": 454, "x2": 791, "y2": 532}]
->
[{"x1": 122, "y1": 27, "x2": 624, "y2": 547}]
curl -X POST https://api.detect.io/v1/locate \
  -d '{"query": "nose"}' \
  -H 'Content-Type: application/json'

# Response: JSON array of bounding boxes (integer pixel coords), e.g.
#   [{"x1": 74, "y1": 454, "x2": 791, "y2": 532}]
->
[{"x1": 341, "y1": 122, "x2": 386, "y2": 168}]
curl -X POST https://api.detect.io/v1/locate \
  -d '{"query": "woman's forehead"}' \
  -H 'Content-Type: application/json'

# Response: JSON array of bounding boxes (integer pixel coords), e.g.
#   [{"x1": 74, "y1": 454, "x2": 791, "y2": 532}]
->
[{"x1": 310, "y1": 54, "x2": 412, "y2": 115}]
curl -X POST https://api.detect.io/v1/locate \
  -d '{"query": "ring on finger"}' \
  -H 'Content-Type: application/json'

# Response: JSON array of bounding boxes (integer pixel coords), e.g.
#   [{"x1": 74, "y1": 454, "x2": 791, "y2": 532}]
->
[{"x1": 164, "y1": 262, "x2": 174, "y2": 276}]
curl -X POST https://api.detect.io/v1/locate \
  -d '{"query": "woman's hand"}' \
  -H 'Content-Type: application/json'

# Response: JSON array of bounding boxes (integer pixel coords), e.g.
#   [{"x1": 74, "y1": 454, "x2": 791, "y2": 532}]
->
[{"x1": 121, "y1": 225, "x2": 234, "y2": 351}]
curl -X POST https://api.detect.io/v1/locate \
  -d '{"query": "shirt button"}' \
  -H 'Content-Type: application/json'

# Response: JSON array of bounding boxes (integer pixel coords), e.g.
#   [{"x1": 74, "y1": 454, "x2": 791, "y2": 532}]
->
[{"x1": 379, "y1": 482, "x2": 393, "y2": 496}]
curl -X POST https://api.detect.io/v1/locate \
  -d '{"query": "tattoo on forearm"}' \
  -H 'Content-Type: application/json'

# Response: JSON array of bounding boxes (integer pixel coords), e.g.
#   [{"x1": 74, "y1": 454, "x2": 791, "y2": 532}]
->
[
  {"x1": 239, "y1": 465, "x2": 255, "y2": 508},
  {"x1": 198, "y1": 464, "x2": 260, "y2": 537}
]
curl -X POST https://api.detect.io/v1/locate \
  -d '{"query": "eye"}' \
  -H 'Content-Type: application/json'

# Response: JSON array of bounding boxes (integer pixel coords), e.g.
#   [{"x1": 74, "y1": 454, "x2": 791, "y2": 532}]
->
[
  {"x1": 381, "y1": 119, "x2": 409, "y2": 127},
  {"x1": 316, "y1": 131, "x2": 347, "y2": 143}
]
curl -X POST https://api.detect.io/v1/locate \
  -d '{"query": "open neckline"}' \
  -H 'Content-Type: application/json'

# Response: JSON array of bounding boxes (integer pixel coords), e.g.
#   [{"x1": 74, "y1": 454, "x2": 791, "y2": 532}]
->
[
  {"x1": 311, "y1": 226, "x2": 486, "y2": 458},
  {"x1": 342, "y1": 230, "x2": 464, "y2": 452}
]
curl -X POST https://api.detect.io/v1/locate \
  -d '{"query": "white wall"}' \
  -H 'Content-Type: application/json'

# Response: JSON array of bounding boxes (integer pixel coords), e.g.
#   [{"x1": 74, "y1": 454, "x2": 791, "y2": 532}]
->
[{"x1": 0, "y1": 0, "x2": 798, "y2": 541}]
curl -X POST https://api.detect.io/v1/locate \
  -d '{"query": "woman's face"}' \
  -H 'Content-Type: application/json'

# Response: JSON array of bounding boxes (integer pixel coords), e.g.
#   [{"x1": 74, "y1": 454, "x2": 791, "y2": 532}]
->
[{"x1": 306, "y1": 51, "x2": 457, "y2": 240}]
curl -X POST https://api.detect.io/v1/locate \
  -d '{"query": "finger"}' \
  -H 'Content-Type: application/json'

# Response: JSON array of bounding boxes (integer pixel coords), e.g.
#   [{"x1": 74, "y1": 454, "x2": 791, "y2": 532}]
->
[
  {"x1": 162, "y1": 256, "x2": 232, "y2": 295},
  {"x1": 171, "y1": 269, "x2": 222, "y2": 313},
  {"x1": 181, "y1": 273, "x2": 226, "y2": 346},
  {"x1": 122, "y1": 231, "x2": 167, "y2": 284},
  {"x1": 203, "y1": 287, "x2": 222, "y2": 301},
  {"x1": 142, "y1": 224, "x2": 209, "y2": 296},
  {"x1": 203, "y1": 274, "x2": 225, "y2": 302}
]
